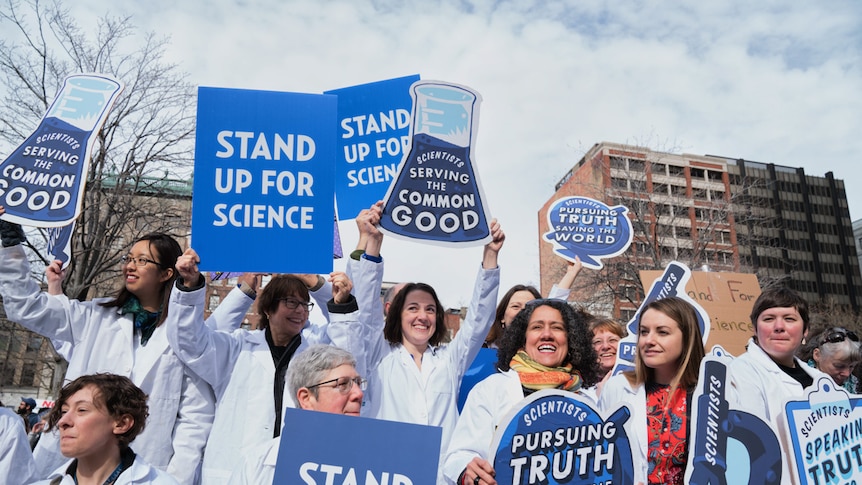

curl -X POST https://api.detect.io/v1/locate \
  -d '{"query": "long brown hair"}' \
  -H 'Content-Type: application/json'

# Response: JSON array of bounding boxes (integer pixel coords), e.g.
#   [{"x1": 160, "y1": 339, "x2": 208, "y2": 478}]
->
[{"x1": 628, "y1": 297, "x2": 704, "y2": 392}]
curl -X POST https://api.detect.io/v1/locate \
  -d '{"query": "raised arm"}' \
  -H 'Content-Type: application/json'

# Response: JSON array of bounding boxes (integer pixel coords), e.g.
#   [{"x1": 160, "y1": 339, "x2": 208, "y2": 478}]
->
[
  {"x1": 548, "y1": 256, "x2": 582, "y2": 300},
  {"x1": 166, "y1": 248, "x2": 242, "y2": 396},
  {"x1": 449, "y1": 220, "x2": 504, "y2": 378}
]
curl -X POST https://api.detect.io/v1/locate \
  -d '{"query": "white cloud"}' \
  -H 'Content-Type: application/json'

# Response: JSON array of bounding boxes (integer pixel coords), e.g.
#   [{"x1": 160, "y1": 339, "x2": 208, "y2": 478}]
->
[{"x1": 14, "y1": 0, "x2": 862, "y2": 307}]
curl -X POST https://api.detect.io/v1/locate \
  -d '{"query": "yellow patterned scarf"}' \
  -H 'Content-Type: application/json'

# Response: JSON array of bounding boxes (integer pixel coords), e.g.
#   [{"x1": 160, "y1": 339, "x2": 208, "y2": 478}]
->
[{"x1": 510, "y1": 351, "x2": 582, "y2": 392}]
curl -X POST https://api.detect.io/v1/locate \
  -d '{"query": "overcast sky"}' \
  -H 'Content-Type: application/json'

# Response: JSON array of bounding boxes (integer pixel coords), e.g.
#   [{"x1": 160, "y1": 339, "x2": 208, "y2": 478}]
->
[{"x1": 47, "y1": 0, "x2": 862, "y2": 308}]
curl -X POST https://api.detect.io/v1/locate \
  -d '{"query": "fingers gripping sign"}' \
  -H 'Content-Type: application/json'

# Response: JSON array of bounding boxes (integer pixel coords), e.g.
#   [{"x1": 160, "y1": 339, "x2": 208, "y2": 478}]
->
[{"x1": 177, "y1": 248, "x2": 201, "y2": 286}]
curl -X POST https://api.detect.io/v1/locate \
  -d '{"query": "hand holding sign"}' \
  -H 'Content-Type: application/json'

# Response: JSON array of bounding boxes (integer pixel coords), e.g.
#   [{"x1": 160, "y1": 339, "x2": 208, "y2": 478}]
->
[{"x1": 176, "y1": 248, "x2": 201, "y2": 286}]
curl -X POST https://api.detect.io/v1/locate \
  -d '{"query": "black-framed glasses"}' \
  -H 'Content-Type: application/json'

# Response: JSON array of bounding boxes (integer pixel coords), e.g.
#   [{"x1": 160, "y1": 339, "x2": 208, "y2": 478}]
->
[
  {"x1": 279, "y1": 298, "x2": 314, "y2": 312},
  {"x1": 824, "y1": 329, "x2": 859, "y2": 344},
  {"x1": 121, "y1": 255, "x2": 164, "y2": 268},
  {"x1": 307, "y1": 376, "x2": 367, "y2": 394}
]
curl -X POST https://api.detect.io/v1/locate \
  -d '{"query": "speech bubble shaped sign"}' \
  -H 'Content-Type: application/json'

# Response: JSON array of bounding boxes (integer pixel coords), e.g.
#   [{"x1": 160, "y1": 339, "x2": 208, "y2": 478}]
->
[{"x1": 542, "y1": 196, "x2": 633, "y2": 269}]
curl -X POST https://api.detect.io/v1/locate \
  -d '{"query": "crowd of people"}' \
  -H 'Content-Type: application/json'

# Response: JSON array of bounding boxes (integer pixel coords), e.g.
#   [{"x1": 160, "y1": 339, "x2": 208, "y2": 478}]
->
[{"x1": 1, "y1": 201, "x2": 860, "y2": 485}]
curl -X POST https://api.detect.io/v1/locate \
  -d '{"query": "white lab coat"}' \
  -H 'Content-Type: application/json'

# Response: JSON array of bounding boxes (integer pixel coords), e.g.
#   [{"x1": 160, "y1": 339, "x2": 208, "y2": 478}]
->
[
  {"x1": 335, "y1": 258, "x2": 499, "y2": 454},
  {"x1": 727, "y1": 337, "x2": 831, "y2": 485},
  {"x1": 31, "y1": 456, "x2": 180, "y2": 485},
  {"x1": 597, "y1": 373, "x2": 648, "y2": 485},
  {"x1": 225, "y1": 438, "x2": 279, "y2": 485},
  {"x1": 0, "y1": 244, "x2": 251, "y2": 485},
  {"x1": 0, "y1": 407, "x2": 36, "y2": 485},
  {"x1": 443, "y1": 370, "x2": 597, "y2": 484},
  {"x1": 165, "y1": 283, "x2": 358, "y2": 485}
]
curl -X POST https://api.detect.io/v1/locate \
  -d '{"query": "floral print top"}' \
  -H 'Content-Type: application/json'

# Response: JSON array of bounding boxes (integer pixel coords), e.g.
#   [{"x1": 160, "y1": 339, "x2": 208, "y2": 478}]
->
[{"x1": 645, "y1": 382, "x2": 688, "y2": 485}]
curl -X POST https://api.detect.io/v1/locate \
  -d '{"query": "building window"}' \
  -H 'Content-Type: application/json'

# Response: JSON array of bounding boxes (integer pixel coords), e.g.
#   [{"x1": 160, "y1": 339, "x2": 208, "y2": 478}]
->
[
  {"x1": 20, "y1": 362, "x2": 37, "y2": 387},
  {"x1": 651, "y1": 163, "x2": 666, "y2": 175},
  {"x1": 26, "y1": 335, "x2": 42, "y2": 353},
  {"x1": 629, "y1": 159, "x2": 645, "y2": 173},
  {"x1": 690, "y1": 168, "x2": 705, "y2": 180},
  {"x1": 610, "y1": 156, "x2": 626, "y2": 169},
  {"x1": 669, "y1": 165, "x2": 685, "y2": 177},
  {"x1": 208, "y1": 294, "x2": 221, "y2": 312},
  {"x1": 612, "y1": 177, "x2": 628, "y2": 190}
]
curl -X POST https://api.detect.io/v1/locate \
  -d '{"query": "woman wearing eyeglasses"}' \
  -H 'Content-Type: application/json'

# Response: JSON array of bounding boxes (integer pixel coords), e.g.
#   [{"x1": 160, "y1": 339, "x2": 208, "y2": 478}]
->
[
  {"x1": 227, "y1": 344, "x2": 364, "y2": 485},
  {"x1": 801, "y1": 327, "x2": 861, "y2": 393},
  {"x1": 443, "y1": 298, "x2": 599, "y2": 485},
  {"x1": 0, "y1": 211, "x2": 252, "y2": 485},
  {"x1": 164, "y1": 249, "x2": 359, "y2": 485},
  {"x1": 728, "y1": 287, "x2": 830, "y2": 485}
]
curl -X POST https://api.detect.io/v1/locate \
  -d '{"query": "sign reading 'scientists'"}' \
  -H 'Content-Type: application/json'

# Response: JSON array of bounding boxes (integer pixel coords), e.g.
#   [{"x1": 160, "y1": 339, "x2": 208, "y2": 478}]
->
[
  {"x1": 491, "y1": 390, "x2": 635, "y2": 485},
  {"x1": 192, "y1": 87, "x2": 336, "y2": 274}
]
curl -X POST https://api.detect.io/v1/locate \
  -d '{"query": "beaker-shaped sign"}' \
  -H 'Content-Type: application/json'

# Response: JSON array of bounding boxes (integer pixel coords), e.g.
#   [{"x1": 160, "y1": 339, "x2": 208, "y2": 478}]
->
[
  {"x1": 0, "y1": 74, "x2": 123, "y2": 227},
  {"x1": 379, "y1": 81, "x2": 491, "y2": 246}
]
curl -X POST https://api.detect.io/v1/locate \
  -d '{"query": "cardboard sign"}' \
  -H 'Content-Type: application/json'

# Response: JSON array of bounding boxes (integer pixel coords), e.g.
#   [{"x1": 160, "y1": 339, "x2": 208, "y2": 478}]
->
[
  {"x1": 379, "y1": 81, "x2": 492, "y2": 246},
  {"x1": 686, "y1": 353, "x2": 784, "y2": 485},
  {"x1": 781, "y1": 377, "x2": 862, "y2": 485},
  {"x1": 275, "y1": 407, "x2": 441, "y2": 485},
  {"x1": 611, "y1": 261, "x2": 710, "y2": 376},
  {"x1": 0, "y1": 74, "x2": 123, "y2": 227},
  {"x1": 640, "y1": 270, "x2": 760, "y2": 358},
  {"x1": 325, "y1": 75, "x2": 419, "y2": 220},
  {"x1": 490, "y1": 390, "x2": 635, "y2": 485},
  {"x1": 542, "y1": 196, "x2": 633, "y2": 269},
  {"x1": 191, "y1": 87, "x2": 337, "y2": 274}
]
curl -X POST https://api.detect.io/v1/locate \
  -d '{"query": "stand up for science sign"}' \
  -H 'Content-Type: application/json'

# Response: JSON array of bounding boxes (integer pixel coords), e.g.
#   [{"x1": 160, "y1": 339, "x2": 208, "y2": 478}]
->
[{"x1": 192, "y1": 87, "x2": 336, "y2": 274}]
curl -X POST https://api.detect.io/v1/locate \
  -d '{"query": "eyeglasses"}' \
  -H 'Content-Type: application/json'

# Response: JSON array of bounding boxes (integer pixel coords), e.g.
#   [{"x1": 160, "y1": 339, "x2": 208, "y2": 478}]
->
[
  {"x1": 121, "y1": 255, "x2": 164, "y2": 268},
  {"x1": 279, "y1": 298, "x2": 314, "y2": 312},
  {"x1": 307, "y1": 376, "x2": 367, "y2": 394},
  {"x1": 824, "y1": 329, "x2": 860, "y2": 344}
]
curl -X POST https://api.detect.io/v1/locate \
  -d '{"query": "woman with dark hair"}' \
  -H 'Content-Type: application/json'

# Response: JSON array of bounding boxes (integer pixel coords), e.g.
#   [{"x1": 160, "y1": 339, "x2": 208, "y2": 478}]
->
[
  {"x1": 443, "y1": 298, "x2": 599, "y2": 485},
  {"x1": 728, "y1": 287, "x2": 831, "y2": 484},
  {"x1": 484, "y1": 257, "x2": 582, "y2": 348},
  {"x1": 165, "y1": 249, "x2": 358, "y2": 485},
  {"x1": 33, "y1": 373, "x2": 178, "y2": 485},
  {"x1": 334, "y1": 203, "x2": 505, "y2": 473},
  {"x1": 0, "y1": 211, "x2": 252, "y2": 484},
  {"x1": 598, "y1": 297, "x2": 706, "y2": 485}
]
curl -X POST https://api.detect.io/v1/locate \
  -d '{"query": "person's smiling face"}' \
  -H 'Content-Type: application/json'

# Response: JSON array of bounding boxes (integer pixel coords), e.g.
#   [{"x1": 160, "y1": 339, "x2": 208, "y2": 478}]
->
[
  {"x1": 523, "y1": 305, "x2": 569, "y2": 368},
  {"x1": 637, "y1": 308, "x2": 684, "y2": 385}
]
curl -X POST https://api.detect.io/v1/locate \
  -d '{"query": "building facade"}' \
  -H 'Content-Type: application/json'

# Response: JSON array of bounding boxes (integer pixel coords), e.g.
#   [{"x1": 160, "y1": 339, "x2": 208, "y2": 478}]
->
[{"x1": 540, "y1": 142, "x2": 862, "y2": 320}]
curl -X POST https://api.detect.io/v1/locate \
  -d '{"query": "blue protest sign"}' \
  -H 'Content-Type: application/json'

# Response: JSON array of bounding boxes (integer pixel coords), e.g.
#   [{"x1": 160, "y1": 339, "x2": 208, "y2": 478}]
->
[
  {"x1": 0, "y1": 74, "x2": 123, "y2": 227},
  {"x1": 542, "y1": 196, "x2": 633, "y2": 269},
  {"x1": 611, "y1": 262, "x2": 711, "y2": 376},
  {"x1": 275, "y1": 407, "x2": 441, "y2": 484},
  {"x1": 325, "y1": 75, "x2": 419, "y2": 220},
  {"x1": 491, "y1": 390, "x2": 635, "y2": 485},
  {"x1": 781, "y1": 378, "x2": 862, "y2": 485},
  {"x1": 379, "y1": 81, "x2": 492, "y2": 246},
  {"x1": 686, "y1": 355, "x2": 783, "y2": 485},
  {"x1": 191, "y1": 87, "x2": 336, "y2": 274},
  {"x1": 458, "y1": 348, "x2": 498, "y2": 413}
]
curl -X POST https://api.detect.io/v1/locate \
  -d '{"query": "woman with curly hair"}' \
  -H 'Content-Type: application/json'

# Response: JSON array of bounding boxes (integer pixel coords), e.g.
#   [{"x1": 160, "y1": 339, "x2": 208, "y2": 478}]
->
[{"x1": 443, "y1": 298, "x2": 599, "y2": 485}]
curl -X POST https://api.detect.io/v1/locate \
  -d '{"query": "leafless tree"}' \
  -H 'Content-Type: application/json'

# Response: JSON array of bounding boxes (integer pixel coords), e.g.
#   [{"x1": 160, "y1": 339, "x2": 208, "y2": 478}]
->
[{"x1": 0, "y1": 0, "x2": 195, "y2": 300}]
